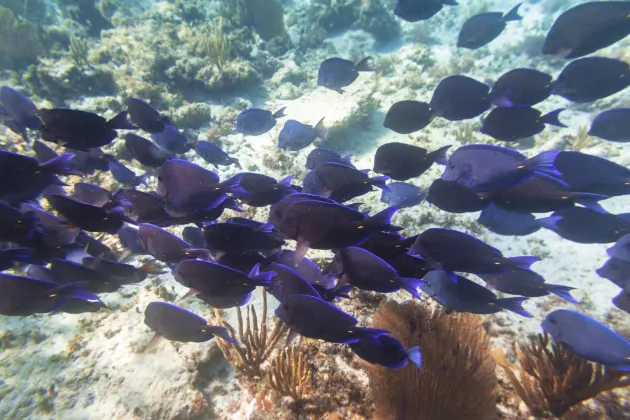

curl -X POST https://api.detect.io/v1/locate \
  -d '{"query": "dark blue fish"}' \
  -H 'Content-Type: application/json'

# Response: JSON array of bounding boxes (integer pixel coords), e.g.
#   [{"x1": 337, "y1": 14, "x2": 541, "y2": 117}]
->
[
  {"x1": 489, "y1": 68, "x2": 554, "y2": 107},
  {"x1": 383, "y1": 100, "x2": 433, "y2": 134},
  {"x1": 394, "y1": 0, "x2": 457, "y2": 22},
  {"x1": 305, "y1": 148, "x2": 352, "y2": 170},
  {"x1": 596, "y1": 257, "x2": 630, "y2": 289},
  {"x1": 538, "y1": 207, "x2": 630, "y2": 244},
  {"x1": 350, "y1": 335, "x2": 422, "y2": 369},
  {"x1": 430, "y1": 75, "x2": 491, "y2": 121},
  {"x1": 195, "y1": 141, "x2": 241, "y2": 168},
  {"x1": 335, "y1": 247, "x2": 424, "y2": 299},
  {"x1": 144, "y1": 301, "x2": 235, "y2": 344},
  {"x1": 39, "y1": 109, "x2": 136, "y2": 150},
  {"x1": 302, "y1": 170, "x2": 325, "y2": 195},
  {"x1": 202, "y1": 222, "x2": 285, "y2": 258},
  {"x1": 425, "y1": 179, "x2": 488, "y2": 213},
  {"x1": 0, "y1": 152, "x2": 76, "y2": 204},
  {"x1": 408, "y1": 227, "x2": 538, "y2": 274},
  {"x1": 278, "y1": 118, "x2": 327, "y2": 151},
  {"x1": 542, "y1": 309, "x2": 630, "y2": 370},
  {"x1": 542, "y1": 2, "x2": 630, "y2": 59},
  {"x1": 20, "y1": 203, "x2": 78, "y2": 248},
  {"x1": 125, "y1": 133, "x2": 173, "y2": 168},
  {"x1": 554, "y1": 57, "x2": 630, "y2": 103},
  {"x1": 421, "y1": 270, "x2": 533, "y2": 317},
  {"x1": 613, "y1": 286, "x2": 630, "y2": 315},
  {"x1": 137, "y1": 223, "x2": 208, "y2": 264},
  {"x1": 182, "y1": 226, "x2": 205, "y2": 249},
  {"x1": 481, "y1": 108, "x2": 566, "y2": 142},
  {"x1": 479, "y1": 267, "x2": 577, "y2": 303},
  {"x1": 48, "y1": 194, "x2": 132, "y2": 234},
  {"x1": 236, "y1": 107, "x2": 286, "y2": 136},
  {"x1": 73, "y1": 182, "x2": 113, "y2": 207},
  {"x1": 380, "y1": 182, "x2": 425, "y2": 208},
  {"x1": 270, "y1": 249, "x2": 339, "y2": 291},
  {"x1": 554, "y1": 151, "x2": 630, "y2": 196},
  {"x1": 49, "y1": 258, "x2": 121, "y2": 294},
  {"x1": 457, "y1": 4, "x2": 522, "y2": 49},
  {"x1": 315, "y1": 162, "x2": 390, "y2": 202},
  {"x1": 118, "y1": 226, "x2": 145, "y2": 254},
  {"x1": 127, "y1": 97, "x2": 167, "y2": 133},
  {"x1": 275, "y1": 293, "x2": 390, "y2": 344},
  {"x1": 373, "y1": 143, "x2": 449, "y2": 181},
  {"x1": 589, "y1": 108, "x2": 630, "y2": 143},
  {"x1": 105, "y1": 156, "x2": 149, "y2": 188},
  {"x1": 151, "y1": 123, "x2": 191, "y2": 154},
  {"x1": 264, "y1": 262, "x2": 322, "y2": 302},
  {"x1": 441, "y1": 144, "x2": 562, "y2": 192},
  {"x1": 68, "y1": 148, "x2": 110, "y2": 175},
  {"x1": 0, "y1": 203, "x2": 37, "y2": 243},
  {"x1": 317, "y1": 57, "x2": 374, "y2": 94},
  {"x1": 0, "y1": 248, "x2": 39, "y2": 271},
  {"x1": 607, "y1": 234, "x2": 630, "y2": 262},
  {"x1": 0, "y1": 274, "x2": 104, "y2": 316},
  {"x1": 477, "y1": 204, "x2": 541, "y2": 236},
  {"x1": 228, "y1": 173, "x2": 296, "y2": 207},
  {"x1": 0, "y1": 86, "x2": 41, "y2": 141},
  {"x1": 83, "y1": 257, "x2": 165, "y2": 284}
]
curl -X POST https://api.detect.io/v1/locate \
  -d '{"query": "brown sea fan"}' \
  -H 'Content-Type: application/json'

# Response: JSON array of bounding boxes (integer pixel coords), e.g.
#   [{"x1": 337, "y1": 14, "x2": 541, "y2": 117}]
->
[{"x1": 362, "y1": 300, "x2": 498, "y2": 420}]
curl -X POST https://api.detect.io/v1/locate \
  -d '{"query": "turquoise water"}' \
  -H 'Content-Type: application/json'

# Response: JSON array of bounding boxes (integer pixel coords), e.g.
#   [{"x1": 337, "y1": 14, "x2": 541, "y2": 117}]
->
[{"x1": 1, "y1": 0, "x2": 630, "y2": 418}]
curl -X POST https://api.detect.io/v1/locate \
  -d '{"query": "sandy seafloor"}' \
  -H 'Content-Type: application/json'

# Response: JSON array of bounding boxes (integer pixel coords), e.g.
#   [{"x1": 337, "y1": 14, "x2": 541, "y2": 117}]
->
[{"x1": 1, "y1": 0, "x2": 630, "y2": 418}]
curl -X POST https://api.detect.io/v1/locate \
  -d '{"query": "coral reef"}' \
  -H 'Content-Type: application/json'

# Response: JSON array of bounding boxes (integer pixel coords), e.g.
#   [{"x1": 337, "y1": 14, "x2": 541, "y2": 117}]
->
[
  {"x1": 495, "y1": 332, "x2": 630, "y2": 418},
  {"x1": 194, "y1": 18, "x2": 231, "y2": 73},
  {"x1": 244, "y1": 0, "x2": 286, "y2": 41},
  {"x1": 362, "y1": 300, "x2": 498, "y2": 420},
  {"x1": 0, "y1": 5, "x2": 44, "y2": 69},
  {"x1": 269, "y1": 346, "x2": 313, "y2": 401}
]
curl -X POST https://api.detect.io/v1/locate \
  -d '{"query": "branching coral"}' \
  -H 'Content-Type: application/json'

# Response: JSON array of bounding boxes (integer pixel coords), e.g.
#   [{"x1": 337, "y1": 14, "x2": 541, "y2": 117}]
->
[
  {"x1": 564, "y1": 125, "x2": 594, "y2": 151},
  {"x1": 362, "y1": 300, "x2": 498, "y2": 420},
  {"x1": 212, "y1": 290, "x2": 289, "y2": 377},
  {"x1": 495, "y1": 332, "x2": 630, "y2": 418},
  {"x1": 196, "y1": 18, "x2": 231, "y2": 72},
  {"x1": 269, "y1": 346, "x2": 313, "y2": 401},
  {"x1": 69, "y1": 36, "x2": 90, "y2": 68}
]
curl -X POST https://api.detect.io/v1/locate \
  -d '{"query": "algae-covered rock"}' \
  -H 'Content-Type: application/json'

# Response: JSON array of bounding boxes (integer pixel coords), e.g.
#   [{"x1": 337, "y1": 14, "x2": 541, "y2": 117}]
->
[
  {"x1": 245, "y1": 0, "x2": 286, "y2": 41},
  {"x1": 169, "y1": 102, "x2": 212, "y2": 129},
  {"x1": 0, "y1": 6, "x2": 44, "y2": 69}
]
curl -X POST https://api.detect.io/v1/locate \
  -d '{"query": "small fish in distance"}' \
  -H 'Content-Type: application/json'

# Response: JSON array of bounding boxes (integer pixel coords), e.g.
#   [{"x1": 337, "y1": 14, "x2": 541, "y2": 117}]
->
[
  {"x1": 144, "y1": 301, "x2": 235, "y2": 345},
  {"x1": 0, "y1": 274, "x2": 104, "y2": 316},
  {"x1": 127, "y1": 97, "x2": 168, "y2": 133},
  {"x1": 441, "y1": 144, "x2": 562, "y2": 192},
  {"x1": 430, "y1": 75, "x2": 491, "y2": 121},
  {"x1": 538, "y1": 207, "x2": 630, "y2": 244},
  {"x1": 236, "y1": 107, "x2": 286, "y2": 136},
  {"x1": 425, "y1": 179, "x2": 488, "y2": 213},
  {"x1": 137, "y1": 223, "x2": 209, "y2": 264},
  {"x1": 589, "y1": 108, "x2": 630, "y2": 143},
  {"x1": 553, "y1": 57, "x2": 630, "y2": 103},
  {"x1": 408, "y1": 227, "x2": 538, "y2": 274},
  {"x1": 481, "y1": 108, "x2": 566, "y2": 142},
  {"x1": 479, "y1": 267, "x2": 577, "y2": 303},
  {"x1": 38, "y1": 108, "x2": 136, "y2": 150},
  {"x1": 151, "y1": 123, "x2": 191, "y2": 154},
  {"x1": 275, "y1": 293, "x2": 390, "y2": 344},
  {"x1": 542, "y1": 309, "x2": 630, "y2": 370},
  {"x1": 195, "y1": 140, "x2": 241, "y2": 168},
  {"x1": 477, "y1": 204, "x2": 541, "y2": 236},
  {"x1": 394, "y1": 0, "x2": 457, "y2": 22},
  {"x1": 554, "y1": 151, "x2": 630, "y2": 197},
  {"x1": 350, "y1": 335, "x2": 422, "y2": 370},
  {"x1": 334, "y1": 247, "x2": 425, "y2": 299},
  {"x1": 457, "y1": 3, "x2": 522, "y2": 49},
  {"x1": 542, "y1": 1, "x2": 630, "y2": 59},
  {"x1": 317, "y1": 57, "x2": 374, "y2": 94},
  {"x1": 278, "y1": 118, "x2": 327, "y2": 151},
  {"x1": 0, "y1": 152, "x2": 77, "y2": 204},
  {"x1": 383, "y1": 100, "x2": 433, "y2": 134},
  {"x1": 421, "y1": 270, "x2": 533, "y2": 317},
  {"x1": 373, "y1": 142, "x2": 449, "y2": 181},
  {"x1": 83, "y1": 257, "x2": 166, "y2": 285},
  {"x1": 380, "y1": 182, "x2": 426, "y2": 209},
  {"x1": 124, "y1": 133, "x2": 173, "y2": 168},
  {"x1": 489, "y1": 68, "x2": 554, "y2": 107},
  {"x1": 306, "y1": 148, "x2": 353, "y2": 170}
]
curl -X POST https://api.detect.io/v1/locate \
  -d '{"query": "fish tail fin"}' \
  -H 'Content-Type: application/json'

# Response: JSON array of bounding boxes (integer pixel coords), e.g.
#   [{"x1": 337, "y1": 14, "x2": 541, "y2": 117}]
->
[
  {"x1": 503, "y1": 255, "x2": 539, "y2": 270},
  {"x1": 205, "y1": 326, "x2": 237, "y2": 344},
  {"x1": 220, "y1": 176, "x2": 248, "y2": 196},
  {"x1": 314, "y1": 117, "x2": 329, "y2": 140},
  {"x1": 428, "y1": 145, "x2": 451, "y2": 165},
  {"x1": 39, "y1": 153, "x2": 76, "y2": 175},
  {"x1": 497, "y1": 297, "x2": 532, "y2": 318},
  {"x1": 354, "y1": 57, "x2": 375, "y2": 72},
  {"x1": 279, "y1": 175, "x2": 294, "y2": 187},
  {"x1": 359, "y1": 207, "x2": 401, "y2": 232},
  {"x1": 545, "y1": 284, "x2": 578, "y2": 304},
  {"x1": 223, "y1": 197, "x2": 245, "y2": 212},
  {"x1": 572, "y1": 192, "x2": 609, "y2": 212},
  {"x1": 230, "y1": 157, "x2": 242, "y2": 169},
  {"x1": 405, "y1": 346, "x2": 422, "y2": 369},
  {"x1": 140, "y1": 260, "x2": 167, "y2": 275},
  {"x1": 369, "y1": 175, "x2": 391, "y2": 191},
  {"x1": 54, "y1": 282, "x2": 105, "y2": 306},
  {"x1": 524, "y1": 149, "x2": 563, "y2": 179},
  {"x1": 248, "y1": 263, "x2": 276, "y2": 286},
  {"x1": 536, "y1": 215, "x2": 562, "y2": 231},
  {"x1": 107, "y1": 111, "x2": 137, "y2": 130},
  {"x1": 398, "y1": 277, "x2": 425, "y2": 300},
  {"x1": 273, "y1": 107, "x2": 287, "y2": 119},
  {"x1": 541, "y1": 108, "x2": 566, "y2": 128},
  {"x1": 503, "y1": 3, "x2": 522, "y2": 21}
]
